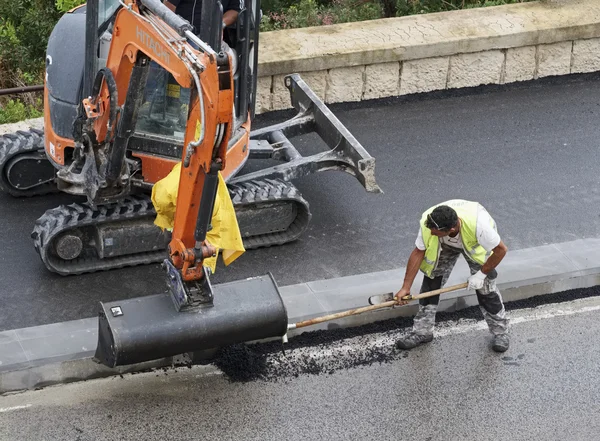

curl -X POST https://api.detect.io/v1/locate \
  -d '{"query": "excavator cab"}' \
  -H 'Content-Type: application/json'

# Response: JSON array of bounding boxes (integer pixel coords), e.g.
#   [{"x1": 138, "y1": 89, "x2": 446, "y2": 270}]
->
[
  {"x1": 0, "y1": 0, "x2": 382, "y2": 366},
  {"x1": 136, "y1": 66, "x2": 189, "y2": 140}
]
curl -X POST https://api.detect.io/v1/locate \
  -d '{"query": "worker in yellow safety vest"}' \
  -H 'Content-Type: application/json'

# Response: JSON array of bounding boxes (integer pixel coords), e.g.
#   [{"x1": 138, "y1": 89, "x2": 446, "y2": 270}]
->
[{"x1": 395, "y1": 200, "x2": 510, "y2": 352}]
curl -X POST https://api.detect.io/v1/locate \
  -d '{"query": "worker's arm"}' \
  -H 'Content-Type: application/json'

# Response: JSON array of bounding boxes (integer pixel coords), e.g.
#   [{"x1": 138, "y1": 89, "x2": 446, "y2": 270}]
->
[
  {"x1": 481, "y1": 240, "x2": 508, "y2": 274},
  {"x1": 223, "y1": 9, "x2": 239, "y2": 26},
  {"x1": 468, "y1": 240, "x2": 508, "y2": 290},
  {"x1": 223, "y1": 0, "x2": 241, "y2": 26},
  {"x1": 395, "y1": 247, "x2": 425, "y2": 301}
]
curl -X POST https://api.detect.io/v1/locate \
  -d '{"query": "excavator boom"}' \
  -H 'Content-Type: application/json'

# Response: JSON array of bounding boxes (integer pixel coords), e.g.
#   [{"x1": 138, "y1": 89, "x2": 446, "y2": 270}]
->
[{"x1": 86, "y1": 0, "x2": 289, "y2": 366}]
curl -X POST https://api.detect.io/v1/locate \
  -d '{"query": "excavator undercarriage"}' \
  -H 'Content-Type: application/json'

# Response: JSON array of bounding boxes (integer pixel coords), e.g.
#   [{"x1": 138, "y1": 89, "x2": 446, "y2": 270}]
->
[
  {"x1": 8, "y1": 75, "x2": 379, "y2": 276},
  {"x1": 0, "y1": 129, "x2": 57, "y2": 197},
  {"x1": 31, "y1": 178, "x2": 309, "y2": 275}
]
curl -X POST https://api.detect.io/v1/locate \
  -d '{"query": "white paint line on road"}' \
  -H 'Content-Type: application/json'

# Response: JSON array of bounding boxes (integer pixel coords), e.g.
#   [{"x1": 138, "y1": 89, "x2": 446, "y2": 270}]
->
[
  {"x1": 435, "y1": 301, "x2": 600, "y2": 338},
  {"x1": 0, "y1": 404, "x2": 32, "y2": 413},
  {"x1": 266, "y1": 297, "x2": 600, "y2": 364}
]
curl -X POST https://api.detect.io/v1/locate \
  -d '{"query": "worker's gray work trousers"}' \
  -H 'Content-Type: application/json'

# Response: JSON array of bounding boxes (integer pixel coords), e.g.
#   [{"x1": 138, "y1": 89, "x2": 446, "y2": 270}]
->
[{"x1": 413, "y1": 244, "x2": 509, "y2": 337}]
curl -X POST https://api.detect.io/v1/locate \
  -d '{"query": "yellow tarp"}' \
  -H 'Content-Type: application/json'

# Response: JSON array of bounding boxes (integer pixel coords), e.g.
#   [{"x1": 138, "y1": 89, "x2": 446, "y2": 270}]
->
[{"x1": 151, "y1": 162, "x2": 245, "y2": 273}]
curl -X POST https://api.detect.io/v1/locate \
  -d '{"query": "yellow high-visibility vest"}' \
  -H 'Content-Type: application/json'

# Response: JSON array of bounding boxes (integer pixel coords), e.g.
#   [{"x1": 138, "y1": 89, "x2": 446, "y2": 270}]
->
[{"x1": 420, "y1": 199, "x2": 494, "y2": 277}]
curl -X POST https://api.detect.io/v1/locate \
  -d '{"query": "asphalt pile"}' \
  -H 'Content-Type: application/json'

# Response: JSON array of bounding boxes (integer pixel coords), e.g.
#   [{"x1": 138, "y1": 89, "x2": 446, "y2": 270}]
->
[
  {"x1": 215, "y1": 332, "x2": 410, "y2": 383},
  {"x1": 215, "y1": 284, "x2": 600, "y2": 383}
]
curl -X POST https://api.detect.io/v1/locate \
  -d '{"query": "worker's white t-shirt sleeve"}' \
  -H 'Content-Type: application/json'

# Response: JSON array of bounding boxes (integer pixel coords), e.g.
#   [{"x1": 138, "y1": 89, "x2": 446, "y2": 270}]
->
[
  {"x1": 476, "y1": 210, "x2": 501, "y2": 252},
  {"x1": 415, "y1": 228, "x2": 426, "y2": 251}
]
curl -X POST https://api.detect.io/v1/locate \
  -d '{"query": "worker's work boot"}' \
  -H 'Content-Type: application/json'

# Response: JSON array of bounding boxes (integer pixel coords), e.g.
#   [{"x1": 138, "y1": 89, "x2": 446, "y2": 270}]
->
[
  {"x1": 396, "y1": 332, "x2": 433, "y2": 350},
  {"x1": 492, "y1": 333, "x2": 510, "y2": 352}
]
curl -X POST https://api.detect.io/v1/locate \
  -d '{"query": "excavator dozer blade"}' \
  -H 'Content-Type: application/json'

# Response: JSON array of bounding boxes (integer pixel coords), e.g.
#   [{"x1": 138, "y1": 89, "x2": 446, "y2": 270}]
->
[
  {"x1": 231, "y1": 73, "x2": 382, "y2": 195},
  {"x1": 94, "y1": 274, "x2": 288, "y2": 368}
]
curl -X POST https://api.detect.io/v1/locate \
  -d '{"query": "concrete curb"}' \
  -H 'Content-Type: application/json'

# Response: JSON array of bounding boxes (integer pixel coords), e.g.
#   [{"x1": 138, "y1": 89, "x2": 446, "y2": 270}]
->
[{"x1": 1, "y1": 237, "x2": 599, "y2": 395}]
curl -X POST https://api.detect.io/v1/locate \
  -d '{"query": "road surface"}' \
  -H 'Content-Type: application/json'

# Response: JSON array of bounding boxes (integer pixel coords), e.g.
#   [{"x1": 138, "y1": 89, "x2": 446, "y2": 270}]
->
[
  {"x1": 1, "y1": 296, "x2": 599, "y2": 440},
  {"x1": 2, "y1": 74, "x2": 600, "y2": 330}
]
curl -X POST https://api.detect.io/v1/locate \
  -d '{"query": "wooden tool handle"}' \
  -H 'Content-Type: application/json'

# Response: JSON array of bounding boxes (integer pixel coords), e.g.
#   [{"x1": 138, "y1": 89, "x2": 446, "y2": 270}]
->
[
  {"x1": 402, "y1": 282, "x2": 468, "y2": 300},
  {"x1": 289, "y1": 282, "x2": 468, "y2": 330},
  {"x1": 291, "y1": 301, "x2": 397, "y2": 329}
]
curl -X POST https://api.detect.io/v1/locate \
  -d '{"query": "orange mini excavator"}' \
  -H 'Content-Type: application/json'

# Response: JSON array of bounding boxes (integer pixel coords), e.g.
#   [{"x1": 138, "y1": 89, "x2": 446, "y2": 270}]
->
[
  {"x1": 0, "y1": 0, "x2": 381, "y2": 366},
  {"x1": 0, "y1": 0, "x2": 380, "y2": 277}
]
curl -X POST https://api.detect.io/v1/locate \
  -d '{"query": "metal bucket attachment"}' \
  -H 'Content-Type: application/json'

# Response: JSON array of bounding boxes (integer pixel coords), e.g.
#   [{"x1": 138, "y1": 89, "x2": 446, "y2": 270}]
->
[{"x1": 94, "y1": 273, "x2": 288, "y2": 367}]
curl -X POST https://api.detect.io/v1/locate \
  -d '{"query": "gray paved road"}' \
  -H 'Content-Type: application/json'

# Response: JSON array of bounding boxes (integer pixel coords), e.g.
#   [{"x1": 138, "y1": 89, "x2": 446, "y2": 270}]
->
[
  {"x1": 2, "y1": 74, "x2": 600, "y2": 330},
  {"x1": 1, "y1": 297, "x2": 599, "y2": 441}
]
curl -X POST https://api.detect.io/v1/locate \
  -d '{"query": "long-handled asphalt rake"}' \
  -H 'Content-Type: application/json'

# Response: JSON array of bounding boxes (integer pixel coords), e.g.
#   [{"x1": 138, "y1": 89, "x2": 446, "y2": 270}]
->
[{"x1": 283, "y1": 282, "x2": 468, "y2": 340}]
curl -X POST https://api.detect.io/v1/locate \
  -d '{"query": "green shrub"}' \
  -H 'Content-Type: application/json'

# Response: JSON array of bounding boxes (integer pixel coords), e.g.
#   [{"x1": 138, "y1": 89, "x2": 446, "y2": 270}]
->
[
  {"x1": 396, "y1": 0, "x2": 531, "y2": 15},
  {"x1": 0, "y1": 1, "x2": 75, "y2": 121},
  {"x1": 0, "y1": 0, "x2": 82, "y2": 91},
  {"x1": 0, "y1": 0, "x2": 62, "y2": 87},
  {"x1": 261, "y1": 0, "x2": 383, "y2": 31},
  {"x1": 55, "y1": 0, "x2": 85, "y2": 12},
  {"x1": 261, "y1": 0, "x2": 534, "y2": 30},
  {"x1": 0, "y1": 99, "x2": 43, "y2": 124}
]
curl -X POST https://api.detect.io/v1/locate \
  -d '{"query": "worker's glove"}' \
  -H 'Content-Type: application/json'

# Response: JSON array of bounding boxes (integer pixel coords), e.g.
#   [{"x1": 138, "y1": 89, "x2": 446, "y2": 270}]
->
[{"x1": 467, "y1": 270, "x2": 487, "y2": 291}]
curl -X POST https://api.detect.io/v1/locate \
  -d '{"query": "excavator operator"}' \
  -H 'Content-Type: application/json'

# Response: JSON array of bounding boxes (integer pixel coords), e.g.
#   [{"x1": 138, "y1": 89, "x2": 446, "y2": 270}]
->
[
  {"x1": 164, "y1": 0, "x2": 242, "y2": 32},
  {"x1": 141, "y1": 0, "x2": 241, "y2": 138}
]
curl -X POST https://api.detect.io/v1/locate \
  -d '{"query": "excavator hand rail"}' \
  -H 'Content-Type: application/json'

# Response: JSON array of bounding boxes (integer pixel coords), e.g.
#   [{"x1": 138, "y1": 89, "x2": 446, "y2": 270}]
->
[{"x1": 0, "y1": 85, "x2": 44, "y2": 96}]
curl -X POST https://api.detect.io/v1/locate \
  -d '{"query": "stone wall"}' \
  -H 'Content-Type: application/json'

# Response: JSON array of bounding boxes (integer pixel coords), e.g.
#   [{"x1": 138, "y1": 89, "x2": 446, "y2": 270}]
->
[
  {"x1": 0, "y1": 117, "x2": 44, "y2": 136},
  {"x1": 255, "y1": 0, "x2": 600, "y2": 113}
]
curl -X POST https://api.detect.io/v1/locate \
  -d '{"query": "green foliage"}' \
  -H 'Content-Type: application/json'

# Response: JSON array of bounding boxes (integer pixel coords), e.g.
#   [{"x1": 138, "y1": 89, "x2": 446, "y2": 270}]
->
[
  {"x1": 261, "y1": 0, "x2": 297, "y2": 12},
  {"x1": 0, "y1": 99, "x2": 43, "y2": 124},
  {"x1": 465, "y1": 0, "x2": 529, "y2": 7},
  {"x1": 395, "y1": 0, "x2": 530, "y2": 15},
  {"x1": 261, "y1": 0, "x2": 534, "y2": 30},
  {"x1": 0, "y1": 0, "x2": 62, "y2": 85},
  {"x1": 56, "y1": 0, "x2": 85, "y2": 13},
  {"x1": 0, "y1": 0, "x2": 67, "y2": 121},
  {"x1": 261, "y1": 0, "x2": 382, "y2": 31}
]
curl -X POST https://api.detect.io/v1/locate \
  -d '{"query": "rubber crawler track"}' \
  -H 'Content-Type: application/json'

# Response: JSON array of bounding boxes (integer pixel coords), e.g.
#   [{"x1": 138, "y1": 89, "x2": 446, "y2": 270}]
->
[
  {"x1": 229, "y1": 178, "x2": 311, "y2": 249},
  {"x1": 32, "y1": 179, "x2": 311, "y2": 275},
  {"x1": 0, "y1": 129, "x2": 58, "y2": 197}
]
